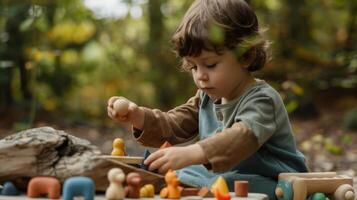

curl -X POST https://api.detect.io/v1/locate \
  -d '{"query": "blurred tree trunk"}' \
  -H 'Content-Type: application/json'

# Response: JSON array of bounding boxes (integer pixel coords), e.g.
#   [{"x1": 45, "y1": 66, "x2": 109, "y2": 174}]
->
[
  {"x1": 279, "y1": 0, "x2": 312, "y2": 58},
  {"x1": 4, "y1": 5, "x2": 32, "y2": 104},
  {"x1": 146, "y1": 0, "x2": 174, "y2": 108},
  {"x1": 343, "y1": 1, "x2": 357, "y2": 52}
]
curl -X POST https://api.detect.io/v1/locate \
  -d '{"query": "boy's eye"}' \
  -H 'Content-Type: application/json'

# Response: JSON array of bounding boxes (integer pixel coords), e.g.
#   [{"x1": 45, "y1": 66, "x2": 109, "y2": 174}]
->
[
  {"x1": 190, "y1": 65, "x2": 197, "y2": 71},
  {"x1": 206, "y1": 63, "x2": 217, "y2": 68}
]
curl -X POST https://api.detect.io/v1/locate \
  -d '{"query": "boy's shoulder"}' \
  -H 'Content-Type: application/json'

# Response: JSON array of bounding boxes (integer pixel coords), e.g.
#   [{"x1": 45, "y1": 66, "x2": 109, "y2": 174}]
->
[{"x1": 228, "y1": 79, "x2": 282, "y2": 103}]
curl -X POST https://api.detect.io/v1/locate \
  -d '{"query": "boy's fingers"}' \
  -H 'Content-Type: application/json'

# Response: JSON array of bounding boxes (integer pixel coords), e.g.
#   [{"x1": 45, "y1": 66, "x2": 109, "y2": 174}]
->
[
  {"x1": 108, "y1": 96, "x2": 119, "y2": 106},
  {"x1": 148, "y1": 156, "x2": 167, "y2": 172},
  {"x1": 158, "y1": 163, "x2": 171, "y2": 174},
  {"x1": 144, "y1": 150, "x2": 163, "y2": 165}
]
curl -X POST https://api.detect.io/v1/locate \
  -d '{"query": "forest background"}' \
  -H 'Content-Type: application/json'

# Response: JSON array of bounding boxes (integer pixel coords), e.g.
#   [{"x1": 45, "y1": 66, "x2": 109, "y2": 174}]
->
[{"x1": 0, "y1": 0, "x2": 356, "y2": 174}]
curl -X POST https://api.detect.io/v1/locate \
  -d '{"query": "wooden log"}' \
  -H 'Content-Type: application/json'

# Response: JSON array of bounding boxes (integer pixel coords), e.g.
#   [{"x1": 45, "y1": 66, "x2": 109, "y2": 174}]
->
[{"x1": 0, "y1": 127, "x2": 165, "y2": 192}]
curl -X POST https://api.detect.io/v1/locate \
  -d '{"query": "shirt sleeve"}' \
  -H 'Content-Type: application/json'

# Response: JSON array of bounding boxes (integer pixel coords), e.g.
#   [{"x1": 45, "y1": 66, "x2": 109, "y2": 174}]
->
[
  {"x1": 235, "y1": 95, "x2": 277, "y2": 146},
  {"x1": 132, "y1": 90, "x2": 200, "y2": 147},
  {"x1": 197, "y1": 122, "x2": 259, "y2": 172}
]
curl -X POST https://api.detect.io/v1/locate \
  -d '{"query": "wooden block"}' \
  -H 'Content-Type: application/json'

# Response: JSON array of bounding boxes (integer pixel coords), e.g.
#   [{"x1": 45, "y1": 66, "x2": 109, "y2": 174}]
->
[
  {"x1": 181, "y1": 188, "x2": 200, "y2": 196},
  {"x1": 235, "y1": 181, "x2": 248, "y2": 197}
]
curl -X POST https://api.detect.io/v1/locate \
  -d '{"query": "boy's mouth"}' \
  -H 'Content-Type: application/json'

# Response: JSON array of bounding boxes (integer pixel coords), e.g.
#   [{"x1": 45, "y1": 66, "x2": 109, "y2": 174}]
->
[{"x1": 201, "y1": 87, "x2": 215, "y2": 92}]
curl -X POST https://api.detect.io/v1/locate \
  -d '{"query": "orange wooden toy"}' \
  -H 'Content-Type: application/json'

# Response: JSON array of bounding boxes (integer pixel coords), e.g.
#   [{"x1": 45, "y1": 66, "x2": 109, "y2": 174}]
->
[
  {"x1": 160, "y1": 170, "x2": 181, "y2": 199},
  {"x1": 27, "y1": 176, "x2": 61, "y2": 199}
]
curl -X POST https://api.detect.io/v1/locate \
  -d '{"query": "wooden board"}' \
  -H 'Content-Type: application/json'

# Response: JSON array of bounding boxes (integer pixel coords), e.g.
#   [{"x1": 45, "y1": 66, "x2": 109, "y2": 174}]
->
[
  {"x1": 95, "y1": 155, "x2": 144, "y2": 164},
  {"x1": 93, "y1": 156, "x2": 166, "y2": 193},
  {"x1": 0, "y1": 193, "x2": 268, "y2": 200}
]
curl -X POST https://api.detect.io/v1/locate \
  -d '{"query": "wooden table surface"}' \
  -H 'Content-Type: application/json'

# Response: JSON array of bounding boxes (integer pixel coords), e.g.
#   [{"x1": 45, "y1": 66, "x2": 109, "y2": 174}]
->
[{"x1": 0, "y1": 193, "x2": 268, "y2": 200}]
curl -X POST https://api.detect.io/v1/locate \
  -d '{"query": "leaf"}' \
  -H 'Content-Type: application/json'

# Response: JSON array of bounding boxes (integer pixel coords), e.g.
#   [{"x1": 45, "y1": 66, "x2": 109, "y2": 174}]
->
[
  {"x1": 208, "y1": 23, "x2": 224, "y2": 44},
  {"x1": 20, "y1": 18, "x2": 34, "y2": 32}
]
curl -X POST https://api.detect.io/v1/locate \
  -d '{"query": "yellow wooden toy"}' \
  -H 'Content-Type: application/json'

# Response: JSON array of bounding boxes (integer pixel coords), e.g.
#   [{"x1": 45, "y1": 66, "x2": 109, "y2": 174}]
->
[
  {"x1": 140, "y1": 184, "x2": 155, "y2": 198},
  {"x1": 211, "y1": 176, "x2": 230, "y2": 195},
  {"x1": 111, "y1": 138, "x2": 126, "y2": 156}
]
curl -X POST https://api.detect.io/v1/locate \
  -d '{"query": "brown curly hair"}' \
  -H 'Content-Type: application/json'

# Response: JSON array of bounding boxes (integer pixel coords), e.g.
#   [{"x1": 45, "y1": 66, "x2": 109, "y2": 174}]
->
[{"x1": 171, "y1": 0, "x2": 270, "y2": 72}]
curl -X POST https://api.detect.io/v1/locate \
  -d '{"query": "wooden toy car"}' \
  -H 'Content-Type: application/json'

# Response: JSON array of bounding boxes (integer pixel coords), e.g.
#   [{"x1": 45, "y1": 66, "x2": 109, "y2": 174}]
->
[{"x1": 275, "y1": 172, "x2": 355, "y2": 200}]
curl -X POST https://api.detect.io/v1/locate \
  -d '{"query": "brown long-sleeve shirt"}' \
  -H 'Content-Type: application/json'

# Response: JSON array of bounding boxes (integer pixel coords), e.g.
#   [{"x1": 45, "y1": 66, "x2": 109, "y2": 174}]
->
[{"x1": 132, "y1": 90, "x2": 259, "y2": 173}]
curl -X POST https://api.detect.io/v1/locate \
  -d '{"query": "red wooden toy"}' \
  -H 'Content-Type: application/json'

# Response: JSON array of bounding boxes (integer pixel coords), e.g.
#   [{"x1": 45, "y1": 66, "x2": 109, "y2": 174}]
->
[{"x1": 27, "y1": 176, "x2": 61, "y2": 199}]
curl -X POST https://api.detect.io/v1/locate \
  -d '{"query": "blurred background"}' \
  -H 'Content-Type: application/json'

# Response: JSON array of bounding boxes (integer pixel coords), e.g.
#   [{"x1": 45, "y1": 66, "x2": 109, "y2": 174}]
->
[{"x1": 0, "y1": 0, "x2": 356, "y2": 174}]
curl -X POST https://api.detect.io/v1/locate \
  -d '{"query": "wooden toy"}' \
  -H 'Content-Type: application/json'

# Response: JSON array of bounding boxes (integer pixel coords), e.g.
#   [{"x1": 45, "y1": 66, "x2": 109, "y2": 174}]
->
[
  {"x1": 111, "y1": 138, "x2": 126, "y2": 156},
  {"x1": 198, "y1": 187, "x2": 214, "y2": 197},
  {"x1": 113, "y1": 98, "x2": 130, "y2": 116},
  {"x1": 181, "y1": 187, "x2": 200, "y2": 196},
  {"x1": 1, "y1": 181, "x2": 20, "y2": 196},
  {"x1": 160, "y1": 169, "x2": 181, "y2": 199},
  {"x1": 99, "y1": 158, "x2": 165, "y2": 193},
  {"x1": 105, "y1": 168, "x2": 125, "y2": 200},
  {"x1": 125, "y1": 172, "x2": 142, "y2": 198},
  {"x1": 275, "y1": 172, "x2": 355, "y2": 200},
  {"x1": 234, "y1": 180, "x2": 248, "y2": 197},
  {"x1": 140, "y1": 184, "x2": 155, "y2": 198},
  {"x1": 141, "y1": 149, "x2": 151, "y2": 170},
  {"x1": 62, "y1": 176, "x2": 95, "y2": 200},
  {"x1": 211, "y1": 176, "x2": 229, "y2": 195},
  {"x1": 308, "y1": 192, "x2": 326, "y2": 200},
  {"x1": 215, "y1": 189, "x2": 231, "y2": 200},
  {"x1": 27, "y1": 176, "x2": 61, "y2": 199},
  {"x1": 160, "y1": 141, "x2": 172, "y2": 149}
]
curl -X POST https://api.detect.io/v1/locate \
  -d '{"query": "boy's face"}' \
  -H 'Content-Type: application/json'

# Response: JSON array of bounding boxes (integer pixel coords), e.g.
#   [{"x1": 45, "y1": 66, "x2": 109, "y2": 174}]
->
[{"x1": 185, "y1": 50, "x2": 253, "y2": 102}]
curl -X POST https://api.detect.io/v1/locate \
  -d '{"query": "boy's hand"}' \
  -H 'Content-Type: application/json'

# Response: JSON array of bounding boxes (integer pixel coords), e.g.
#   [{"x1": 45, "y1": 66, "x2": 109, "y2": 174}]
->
[
  {"x1": 144, "y1": 144, "x2": 208, "y2": 174},
  {"x1": 107, "y1": 96, "x2": 144, "y2": 129}
]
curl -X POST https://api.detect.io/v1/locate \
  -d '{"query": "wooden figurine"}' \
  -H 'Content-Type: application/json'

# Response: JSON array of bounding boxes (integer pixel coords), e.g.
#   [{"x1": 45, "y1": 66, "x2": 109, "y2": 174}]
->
[
  {"x1": 140, "y1": 184, "x2": 155, "y2": 198},
  {"x1": 215, "y1": 189, "x2": 231, "y2": 200},
  {"x1": 62, "y1": 176, "x2": 95, "y2": 200},
  {"x1": 275, "y1": 172, "x2": 355, "y2": 200},
  {"x1": 211, "y1": 176, "x2": 229, "y2": 195},
  {"x1": 113, "y1": 98, "x2": 130, "y2": 116},
  {"x1": 111, "y1": 138, "x2": 126, "y2": 156},
  {"x1": 234, "y1": 180, "x2": 248, "y2": 197},
  {"x1": 198, "y1": 187, "x2": 214, "y2": 197},
  {"x1": 160, "y1": 169, "x2": 181, "y2": 199},
  {"x1": 125, "y1": 172, "x2": 142, "y2": 198},
  {"x1": 105, "y1": 168, "x2": 126, "y2": 200},
  {"x1": 27, "y1": 176, "x2": 61, "y2": 199},
  {"x1": 160, "y1": 141, "x2": 172, "y2": 149}
]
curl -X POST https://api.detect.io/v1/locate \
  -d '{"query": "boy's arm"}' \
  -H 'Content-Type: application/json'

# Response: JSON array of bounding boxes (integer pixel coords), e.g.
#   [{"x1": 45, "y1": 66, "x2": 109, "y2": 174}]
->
[
  {"x1": 132, "y1": 91, "x2": 200, "y2": 147},
  {"x1": 197, "y1": 122, "x2": 259, "y2": 173}
]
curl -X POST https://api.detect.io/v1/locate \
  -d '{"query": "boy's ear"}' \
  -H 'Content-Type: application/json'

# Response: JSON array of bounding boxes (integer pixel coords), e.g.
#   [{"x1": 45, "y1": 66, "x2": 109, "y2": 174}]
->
[
  {"x1": 235, "y1": 47, "x2": 256, "y2": 69},
  {"x1": 240, "y1": 47, "x2": 256, "y2": 69}
]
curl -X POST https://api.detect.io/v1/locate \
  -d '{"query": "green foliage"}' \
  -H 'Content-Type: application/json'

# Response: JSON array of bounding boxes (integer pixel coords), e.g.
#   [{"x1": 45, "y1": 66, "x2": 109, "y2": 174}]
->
[
  {"x1": 0, "y1": 0, "x2": 356, "y2": 127},
  {"x1": 342, "y1": 108, "x2": 357, "y2": 131}
]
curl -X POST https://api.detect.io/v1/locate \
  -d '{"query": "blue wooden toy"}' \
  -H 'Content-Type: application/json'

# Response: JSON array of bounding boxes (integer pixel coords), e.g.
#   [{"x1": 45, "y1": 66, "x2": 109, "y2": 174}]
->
[
  {"x1": 1, "y1": 181, "x2": 20, "y2": 196},
  {"x1": 62, "y1": 176, "x2": 95, "y2": 200},
  {"x1": 140, "y1": 149, "x2": 151, "y2": 170}
]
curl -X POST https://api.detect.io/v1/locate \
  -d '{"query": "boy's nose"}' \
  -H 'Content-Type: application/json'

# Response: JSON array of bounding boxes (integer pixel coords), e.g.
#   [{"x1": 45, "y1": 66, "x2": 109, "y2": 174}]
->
[{"x1": 196, "y1": 69, "x2": 208, "y2": 81}]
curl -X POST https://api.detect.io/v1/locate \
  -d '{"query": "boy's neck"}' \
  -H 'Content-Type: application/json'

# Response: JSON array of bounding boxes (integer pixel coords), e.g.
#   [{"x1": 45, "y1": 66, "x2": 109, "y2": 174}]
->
[{"x1": 221, "y1": 75, "x2": 257, "y2": 104}]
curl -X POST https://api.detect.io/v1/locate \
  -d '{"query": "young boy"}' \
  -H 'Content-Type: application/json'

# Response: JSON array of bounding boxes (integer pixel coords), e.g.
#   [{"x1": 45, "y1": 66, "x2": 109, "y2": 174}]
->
[{"x1": 108, "y1": 0, "x2": 308, "y2": 198}]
